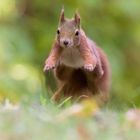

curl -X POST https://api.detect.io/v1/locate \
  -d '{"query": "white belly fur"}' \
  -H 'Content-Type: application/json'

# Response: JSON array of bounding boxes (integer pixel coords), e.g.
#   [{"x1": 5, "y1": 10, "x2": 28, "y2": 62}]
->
[{"x1": 60, "y1": 47, "x2": 84, "y2": 68}]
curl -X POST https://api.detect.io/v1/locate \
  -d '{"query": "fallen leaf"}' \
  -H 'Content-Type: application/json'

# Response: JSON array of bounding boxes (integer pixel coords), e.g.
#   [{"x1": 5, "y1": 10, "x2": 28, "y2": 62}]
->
[{"x1": 126, "y1": 109, "x2": 140, "y2": 129}]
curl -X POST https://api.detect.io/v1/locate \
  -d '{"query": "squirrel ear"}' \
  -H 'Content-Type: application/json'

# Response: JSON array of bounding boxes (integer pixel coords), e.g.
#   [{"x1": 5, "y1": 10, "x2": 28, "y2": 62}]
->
[
  {"x1": 74, "y1": 11, "x2": 81, "y2": 28},
  {"x1": 59, "y1": 7, "x2": 65, "y2": 24}
]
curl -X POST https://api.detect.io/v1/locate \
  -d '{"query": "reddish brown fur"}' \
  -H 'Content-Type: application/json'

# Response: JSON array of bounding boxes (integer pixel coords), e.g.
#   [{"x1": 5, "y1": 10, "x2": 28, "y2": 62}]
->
[
  {"x1": 44, "y1": 9, "x2": 111, "y2": 103},
  {"x1": 51, "y1": 46, "x2": 110, "y2": 102}
]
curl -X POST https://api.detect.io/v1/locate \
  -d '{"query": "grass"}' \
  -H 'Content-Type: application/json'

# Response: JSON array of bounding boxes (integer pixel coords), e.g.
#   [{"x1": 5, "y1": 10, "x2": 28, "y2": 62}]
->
[{"x1": 0, "y1": 97, "x2": 140, "y2": 140}]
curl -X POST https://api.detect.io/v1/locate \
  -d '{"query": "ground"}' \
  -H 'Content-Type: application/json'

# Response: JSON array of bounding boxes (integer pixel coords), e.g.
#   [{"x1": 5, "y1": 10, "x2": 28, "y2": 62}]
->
[{"x1": 0, "y1": 98, "x2": 140, "y2": 140}]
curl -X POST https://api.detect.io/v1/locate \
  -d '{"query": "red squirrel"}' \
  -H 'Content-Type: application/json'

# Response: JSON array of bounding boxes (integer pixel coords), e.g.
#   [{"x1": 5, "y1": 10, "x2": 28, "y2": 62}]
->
[{"x1": 44, "y1": 8, "x2": 111, "y2": 102}]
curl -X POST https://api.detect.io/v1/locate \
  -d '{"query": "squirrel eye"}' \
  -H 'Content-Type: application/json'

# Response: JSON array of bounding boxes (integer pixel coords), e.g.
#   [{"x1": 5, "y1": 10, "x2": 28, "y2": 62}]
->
[
  {"x1": 57, "y1": 29, "x2": 60, "y2": 34},
  {"x1": 75, "y1": 30, "x2": 79, "y2": 36}
]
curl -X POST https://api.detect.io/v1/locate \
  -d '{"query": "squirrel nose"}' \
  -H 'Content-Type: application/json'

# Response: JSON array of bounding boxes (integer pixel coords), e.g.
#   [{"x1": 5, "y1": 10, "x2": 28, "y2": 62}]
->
[{"x1": 63, "y1": 41, "x2": 69, "y2": 46}]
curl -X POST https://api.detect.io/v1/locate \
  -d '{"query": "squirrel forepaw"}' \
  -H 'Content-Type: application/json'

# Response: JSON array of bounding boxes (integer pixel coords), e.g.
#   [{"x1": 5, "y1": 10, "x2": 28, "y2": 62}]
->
[
  {"x1": 43, "y1": 63, "x2": 55, "y2": 72},
  {"x1": 84, "y1": 64, "x2": 95, "y2": 72}
]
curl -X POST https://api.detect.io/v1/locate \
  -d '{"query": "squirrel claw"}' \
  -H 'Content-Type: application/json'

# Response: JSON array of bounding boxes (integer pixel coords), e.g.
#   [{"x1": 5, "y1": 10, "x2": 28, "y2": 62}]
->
[
  {"x1": 43, "y1": 64, "x2": 55, "y2": 72},
  {"x1": 84, "y1": 64, "x2": 94, "y2": 71}
]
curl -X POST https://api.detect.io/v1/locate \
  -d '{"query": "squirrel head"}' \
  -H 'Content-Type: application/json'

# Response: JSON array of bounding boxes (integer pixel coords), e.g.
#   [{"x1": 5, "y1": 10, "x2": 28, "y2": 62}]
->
[{"x1": 56, "y1": 8, "x2": 81, "y2": 48}]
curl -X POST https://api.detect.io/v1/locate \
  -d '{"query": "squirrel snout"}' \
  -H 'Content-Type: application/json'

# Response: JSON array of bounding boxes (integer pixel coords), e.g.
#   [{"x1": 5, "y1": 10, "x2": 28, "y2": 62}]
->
[
  {"x1": 60, "y1": 39, "x2": 72, "y2": 47},
  {"x1": 63, "y1": 40, "x2": 69, "y2": 46}
]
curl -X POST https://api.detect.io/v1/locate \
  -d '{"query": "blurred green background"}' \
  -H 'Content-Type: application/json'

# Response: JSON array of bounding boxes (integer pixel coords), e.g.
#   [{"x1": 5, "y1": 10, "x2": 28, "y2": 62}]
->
[{"x1": 0, "y1": 0, "x2": 140, "y2": 108}]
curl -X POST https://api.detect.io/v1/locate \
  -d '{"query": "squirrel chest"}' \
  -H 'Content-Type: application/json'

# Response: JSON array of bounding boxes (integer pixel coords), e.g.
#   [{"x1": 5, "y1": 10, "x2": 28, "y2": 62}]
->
[{"x1": 59, "y1": 47, "x2": 84, "y2": 68}]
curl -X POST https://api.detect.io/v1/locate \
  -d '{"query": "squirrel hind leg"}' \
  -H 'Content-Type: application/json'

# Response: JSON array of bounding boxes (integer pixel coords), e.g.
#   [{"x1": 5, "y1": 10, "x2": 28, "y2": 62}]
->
[
  {"x1": 51, "y1": 82, "x2": 65, "y2": 102},
  {"x1": 94, "y1": 63, "x2": 104, "y2": 78}
]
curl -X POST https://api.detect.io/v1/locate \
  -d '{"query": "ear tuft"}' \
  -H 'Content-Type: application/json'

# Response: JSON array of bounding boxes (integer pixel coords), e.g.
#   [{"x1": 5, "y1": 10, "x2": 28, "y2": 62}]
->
[
  {"x1": 75, "y1": 11, "x2": 81, "y2": 28},
  {"x1": 59, "y1": 7, "x2": 65, "y2": 24}
]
